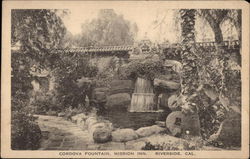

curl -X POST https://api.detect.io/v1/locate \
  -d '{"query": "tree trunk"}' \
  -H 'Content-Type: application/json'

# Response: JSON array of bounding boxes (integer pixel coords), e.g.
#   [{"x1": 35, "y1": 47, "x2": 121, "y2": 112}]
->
[{"x1": 211, "y1": 22, "x2": 223, "y2": 44}]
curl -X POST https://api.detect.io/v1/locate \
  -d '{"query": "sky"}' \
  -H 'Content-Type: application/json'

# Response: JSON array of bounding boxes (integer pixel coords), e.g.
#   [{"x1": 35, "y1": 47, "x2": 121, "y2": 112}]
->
[
  {"x1": 60, "y1": 3, "x2": 238, "y2": 44},
  {"x1": 61, "y1": 5, "x2": 180, "y2": 43}
]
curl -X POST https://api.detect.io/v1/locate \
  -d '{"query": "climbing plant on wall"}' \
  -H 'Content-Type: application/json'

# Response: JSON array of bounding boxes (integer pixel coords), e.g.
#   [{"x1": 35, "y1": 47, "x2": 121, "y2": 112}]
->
[{"x1": 179, "y1": 9, "x2": 200, "y2": 113}]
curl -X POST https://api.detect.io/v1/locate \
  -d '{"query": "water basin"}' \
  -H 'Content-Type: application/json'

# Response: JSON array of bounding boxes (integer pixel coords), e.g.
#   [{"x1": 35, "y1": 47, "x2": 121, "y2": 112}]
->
[{"x1": 102, "y1": 109, "x2": 170, "y2": 130}]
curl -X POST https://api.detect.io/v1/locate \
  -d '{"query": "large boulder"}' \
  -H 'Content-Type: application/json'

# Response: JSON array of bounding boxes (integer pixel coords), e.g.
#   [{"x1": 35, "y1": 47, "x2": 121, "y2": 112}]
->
[
  {"x1": 164, "y1": 60, "x2": 182, "y2": 73},
  {"x1": 112, "y1": 128, "x2": 138, "y2": 142},
  {"x1": 136, "y1": 125, "x2": 166, "y2": 137},
  {"x1": 71, "y1": 113, "x2": 88, "y2": 123},
  {"x1": 93, "y1": 128, "x2": 112, "y2": 143},
  {"x1": 106, "y1": 93, "x2": 131, "y2": 110},
  {"x1": 87, "y1": 118, "x2": 113, "y2": 143},
  {"x1": 154, "y1": 78, "x2": 180, "y2": 90},
  {"x1": 85, "y1": 117, "x2": 98, "y2": 129},
  {"x1": 90, "y1": 122, "x2": 112, "y2": 143},
  {"x1": 94, "y1": 92, "x2": 107, "y2": 103},
  {"x1": 57, "y1": 112, "x2": 66, "y2": 117},
  {"x1": 109, "y1": 80, "x2": 134, "y2": 95},
  {"x1": 92, "y1": 87, "x2": 109, "y2": 103},
  {"x1": 89, "y1": 122, "x2": 113, "y2": 134},
  {"x1": 155, "y1": 121, "x2": 166, "y2": 127},
  {"x1": 167, "y1": 94, "x2": 182, "y2": 111}
]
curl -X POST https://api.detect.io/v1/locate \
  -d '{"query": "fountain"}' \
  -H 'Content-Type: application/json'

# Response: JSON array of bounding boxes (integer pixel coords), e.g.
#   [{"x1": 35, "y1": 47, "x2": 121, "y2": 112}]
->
[{"x1": 129, "y1": 77, "x2": 156, "y2": 112}]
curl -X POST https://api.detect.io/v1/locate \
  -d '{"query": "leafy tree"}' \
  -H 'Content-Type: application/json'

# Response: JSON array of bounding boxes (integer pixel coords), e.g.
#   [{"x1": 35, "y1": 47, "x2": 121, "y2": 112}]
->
[
  {"x1": 69, "y1": 9, "x2": 138, "y2": 47},
  {"x1": 198, "y1": 9, "x2": 241, "y2": 44},
  {"x1": 12, "y1": 10, "x2": 67, "y2": 65},
  {"x1": 198, "y1": 10, "x2": 229, "y2": 43},
  {"x1": 53, "y1": 53, "x2": 98, "y2": 109},
  {"x1": 11, "y1": 9, "x2": 67, "y2": 149}
]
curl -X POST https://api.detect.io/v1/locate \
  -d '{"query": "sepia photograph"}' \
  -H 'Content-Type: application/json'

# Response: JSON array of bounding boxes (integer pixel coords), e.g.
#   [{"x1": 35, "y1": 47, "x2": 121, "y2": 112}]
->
[{"x1": 1, "y1": 0, "x2": 249, "y2": 158}]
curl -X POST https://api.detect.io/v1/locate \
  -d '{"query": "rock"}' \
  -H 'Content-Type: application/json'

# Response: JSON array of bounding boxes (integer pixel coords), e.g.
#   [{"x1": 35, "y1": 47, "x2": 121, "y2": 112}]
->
[
  {"x1": 136, "y1": 125, "x2": 166, "y2": 137},
  {"x1": 102, "y1": 119, "x2": 114, "y2": 131},
  {"x1": 93, "y1": 128, "x2": 112, "y2": 143},
  {"x1": 216, "y1": 117, "x2": 241, "y2": 147},
  {"x1": 46, "y1": 110, "x2": 57, "y2": 116},
  {"x1": 155, "y1": 121, "x2": 166, "y2": 127},
  {"x1": 85, "y1": 117, "x2": 98, "y2": 129},
  {"x1": 168, "y1": 94, "x2": 181, "y2": 111},
  {"x1": 106, "y1": 93, "x2": 131, "y2": 109},
  {"x1": 157, "y1": 74, "x2": 173, "y2": 81},
  {"x1": 112, "y1": 129, "x2": 138, "y2": 142},
  {"x1": 89, "y1": 123, "x2": 107, "y2": 134},
  {"x1": 71, "y1": 113, "x2": 88, "y2": 123},
  {"x1": 92, "y1": 87, "x2": 109, "y2": 103},
  {"x1": 164, "y1": 60, "x2": 182, "y2": 73},
  {"x1": 58, "y1": 112, "x2": 66, "y2": 117},
  {"x1": 125, "y1": 139, "x2": 148, "y2": 150},
  {"x1": 76, "y1": 118, "x2": 85, "y2": 128},
  {"x1": 166, "y1": 111, "x2": 183, "y2": 137},
  {"x1": 154, "y1": 78, "x2": 180, "y2": 90},
  {"x1": 78, "y1": 120, "x2": 86, "y2": 130},
  {"x1": 94, "y1": 87, "x2": 109, "y2": 93},
  {"x1": 89, "y1": 121, "x2": 113, "y2": 143},
  {"x1": 94, "y1": 92, "x2": 107, "y2": 103},
  {"x1": 109, "y1": 80, "x2": 134, "y2": 95}
]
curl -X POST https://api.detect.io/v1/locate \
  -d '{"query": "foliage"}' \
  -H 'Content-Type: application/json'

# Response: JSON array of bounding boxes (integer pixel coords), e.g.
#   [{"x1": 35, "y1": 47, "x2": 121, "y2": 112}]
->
[
  {"x1": 11, "y1": 112, "x2": 42, "y2": 150},
  {"x1": 52, "y1": 53, "x2": 98, "y2": 109},
  {"x1": 11, "y1": 9, "x2": 67, "y2": 66},
  {"x1": 29, "y1": 91, "x2": 59, "y2": 114},
  {"x1": 65, "y1": 9, "x2": 138, "y2": 47},
  {"x1": 11, "y1": 9, "x2": 67, "y2": 149},
  {"x1": 179, "y1": 9, "x2": 200, "y2": 111},
  {"x1": 118, "y1": 58, "x2": 166, "y2": 81},
  {"x1": 141, "y1": 138, "x2": 204, "y2": 150},
  {"x1": 197, "y1": 9, "x2": 241, "y2": 43},
  {"x1": 194, "y1": 45, "x2": 241, "y2": 139},
  {"x1": 11, "y1": 53, "x2": 42, "y2": 150}
]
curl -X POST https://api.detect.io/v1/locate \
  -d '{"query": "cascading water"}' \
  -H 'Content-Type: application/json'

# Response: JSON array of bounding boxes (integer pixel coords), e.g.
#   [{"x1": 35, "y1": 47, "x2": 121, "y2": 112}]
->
[{"x1": 129, "y1": 77, "x2": 156, "y2": 112}]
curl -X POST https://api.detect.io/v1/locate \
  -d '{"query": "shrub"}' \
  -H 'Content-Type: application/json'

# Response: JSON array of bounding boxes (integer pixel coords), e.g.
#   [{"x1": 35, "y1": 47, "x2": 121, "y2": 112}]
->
[
  {"x1": 118, "y1": 58, "x2": 166, "y2": 80},
  {"x1": 53, "y1": 53, "x2": 98, "y2": 109},
  {"x1": 11, "y1": 112, "x2": 42, "y2": 150},
  {"x1": 11, "y1": 53, "x2": 42, "y2": 149},
  {"x1": 141, "y1": 138, "x2": 204, "y2": 150},
  {"x1": 29, "y1": 91, "x2": 60, "y2": 114}
]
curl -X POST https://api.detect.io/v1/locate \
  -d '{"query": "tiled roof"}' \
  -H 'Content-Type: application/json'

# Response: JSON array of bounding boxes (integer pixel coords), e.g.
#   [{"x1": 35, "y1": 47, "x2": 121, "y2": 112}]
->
[
  {"x1": 162, "y1": 40, "x2": 240, "y2": 48},
  {"x1": 53, "y1": 45, "x2": 133, "y2": 54}
]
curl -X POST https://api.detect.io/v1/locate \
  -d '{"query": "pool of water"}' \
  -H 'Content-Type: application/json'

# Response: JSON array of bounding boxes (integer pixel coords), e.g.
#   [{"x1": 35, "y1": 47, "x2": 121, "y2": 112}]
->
[{"x1": 101, "y1": 109, "x2": 170, "y2": 130}]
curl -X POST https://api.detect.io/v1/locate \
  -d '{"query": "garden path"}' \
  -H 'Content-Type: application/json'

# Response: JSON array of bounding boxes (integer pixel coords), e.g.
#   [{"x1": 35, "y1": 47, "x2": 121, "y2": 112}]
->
[
  {"x1": 35, "y1": 115, "x2": 127, "y2": 150},
  {"x1": 36, "y1": 115, "x2": 94, "y2": 150}
]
